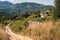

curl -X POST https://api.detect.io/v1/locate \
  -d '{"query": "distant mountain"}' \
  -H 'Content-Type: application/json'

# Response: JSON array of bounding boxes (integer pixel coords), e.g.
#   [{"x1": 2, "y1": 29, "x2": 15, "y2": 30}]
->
[
  {"x1": 0, "y1": 1, "x2": 54, "y2": 13},
  {"x1": 14, "y1": 2, "x2": 54, "y2": 13},
  {"x1": 14, "y1": 2, "x2": 44, "y2": 13},
  {"x1": 0, "y1": 1, "x2": 13, "y2": 13}
]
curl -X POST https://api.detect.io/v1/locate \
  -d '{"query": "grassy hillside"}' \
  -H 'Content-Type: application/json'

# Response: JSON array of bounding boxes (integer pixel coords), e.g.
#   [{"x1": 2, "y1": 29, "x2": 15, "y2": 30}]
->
[
  {"x1": 10, "y1": 14, "x2": 53, "y2": 33},
  {"x1": 0, "y1": 20, "x2": 60, "y2": 40},
  {"x1": 21, "y1": 20, "x2": 60, "y2": 40},
  {"x1": 9, "y1": 19, "x2": 60, "y2": 40}
]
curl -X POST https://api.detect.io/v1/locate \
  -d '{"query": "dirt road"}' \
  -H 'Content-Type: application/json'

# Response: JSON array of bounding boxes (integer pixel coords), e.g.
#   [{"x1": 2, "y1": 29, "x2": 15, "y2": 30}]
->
[{"x1": 5, "y1": 24, "x2": 33, "y2": 40}]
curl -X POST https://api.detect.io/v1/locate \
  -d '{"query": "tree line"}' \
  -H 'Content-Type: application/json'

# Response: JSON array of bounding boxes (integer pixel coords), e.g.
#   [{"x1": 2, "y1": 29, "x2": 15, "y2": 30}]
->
[{"x1": 0, "y1": 11, "x2": 41, "y2": 22}]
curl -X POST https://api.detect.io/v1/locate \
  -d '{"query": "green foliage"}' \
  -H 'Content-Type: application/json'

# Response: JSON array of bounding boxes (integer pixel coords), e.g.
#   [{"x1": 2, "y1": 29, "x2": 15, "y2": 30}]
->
[
  {"x1": 10, "y1": 20, "x2": 28, "y2": 33},
  {"x1": 54, "y1": 0, "x2": 60, "y2": 19},
  {"x1": 0, "y1": 23, "x2": 2, "y2": 27}
]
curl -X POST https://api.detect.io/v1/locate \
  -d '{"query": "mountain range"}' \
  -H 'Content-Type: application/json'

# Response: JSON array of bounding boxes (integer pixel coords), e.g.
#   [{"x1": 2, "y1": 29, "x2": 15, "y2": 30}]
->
[{"x1": 0, "y1": 1, "x2": 54, "y2": 14}]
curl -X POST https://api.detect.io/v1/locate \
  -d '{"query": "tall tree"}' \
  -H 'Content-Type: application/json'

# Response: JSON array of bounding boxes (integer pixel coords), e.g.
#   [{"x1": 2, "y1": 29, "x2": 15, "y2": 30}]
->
[{"x1": 54, "y1": 0, "x2": 60, "y2": 19}]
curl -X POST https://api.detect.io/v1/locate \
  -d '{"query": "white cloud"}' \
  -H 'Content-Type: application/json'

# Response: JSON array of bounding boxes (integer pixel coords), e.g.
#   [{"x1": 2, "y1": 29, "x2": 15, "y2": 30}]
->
[
  {"x1": 0, "y1": 0, "x2": 14, "y2": 3},
  {"x1": 6, "y1": 0, "x2": 15, "y2": 3}
]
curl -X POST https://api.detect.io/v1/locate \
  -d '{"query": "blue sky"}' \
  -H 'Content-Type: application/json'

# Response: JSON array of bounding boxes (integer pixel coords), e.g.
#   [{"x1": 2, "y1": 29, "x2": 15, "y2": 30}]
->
[{"x1": 0, "y1": 0, "x2": 54, "y2": 5}]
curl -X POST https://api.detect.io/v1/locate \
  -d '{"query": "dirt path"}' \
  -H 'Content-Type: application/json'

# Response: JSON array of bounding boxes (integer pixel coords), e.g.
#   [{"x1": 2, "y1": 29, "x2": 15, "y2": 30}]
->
[{"x1": 5, "y1": 24, "x2": 33, "y2": 40}]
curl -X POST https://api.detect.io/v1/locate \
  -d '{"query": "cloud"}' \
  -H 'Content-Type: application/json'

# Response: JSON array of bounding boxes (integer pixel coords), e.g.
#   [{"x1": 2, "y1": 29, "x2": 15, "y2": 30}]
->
[
  {"x1": 0, "y1": 0, "x2": 15, "y2": 3},
  {"x1": 6, "y1": 0, "x2": 15, "y2": 3}
]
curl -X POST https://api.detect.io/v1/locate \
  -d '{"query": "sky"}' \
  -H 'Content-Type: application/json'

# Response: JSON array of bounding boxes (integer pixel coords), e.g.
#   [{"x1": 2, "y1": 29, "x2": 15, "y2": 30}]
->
[{"x1": 0, "y1": 0, "x2": 54, "y2": 5}]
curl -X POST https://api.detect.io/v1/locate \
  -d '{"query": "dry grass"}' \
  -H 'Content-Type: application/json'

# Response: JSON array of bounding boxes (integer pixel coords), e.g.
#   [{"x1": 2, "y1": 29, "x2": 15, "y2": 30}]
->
[
  {"x1": 0, "y1": 20, "x2": 60, "y2": 40},
  {"x1": 0, "y1": 27, "x2": 8, "y2": 40},
  {"x1": 23, "y1": 20, "x2": 60, "y2": 40}
]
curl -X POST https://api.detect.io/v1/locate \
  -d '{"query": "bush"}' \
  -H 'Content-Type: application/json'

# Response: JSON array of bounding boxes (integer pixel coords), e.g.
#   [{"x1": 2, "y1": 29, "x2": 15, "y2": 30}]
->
[{"x1": 10, "y1": 20, "x2": 29, "y2": 33}]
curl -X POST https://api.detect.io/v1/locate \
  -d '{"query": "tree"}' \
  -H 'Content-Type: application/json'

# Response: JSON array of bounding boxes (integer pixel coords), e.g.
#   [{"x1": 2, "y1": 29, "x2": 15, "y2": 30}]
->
[{"x1": 54, "y1": 0, "x2": 60, "y2": 19}]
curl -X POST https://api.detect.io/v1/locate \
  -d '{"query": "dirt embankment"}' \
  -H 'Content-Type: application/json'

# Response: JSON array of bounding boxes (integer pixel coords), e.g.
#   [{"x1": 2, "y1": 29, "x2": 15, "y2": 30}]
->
[{"x1": 0, "y1": 27, "x2": 8, "y2": 40}]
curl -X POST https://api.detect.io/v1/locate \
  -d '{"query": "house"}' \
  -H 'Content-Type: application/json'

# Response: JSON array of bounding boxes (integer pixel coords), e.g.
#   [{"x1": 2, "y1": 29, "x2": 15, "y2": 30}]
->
[{"x1": 40, "y1": 11, "x2": 49, "y2": 17}]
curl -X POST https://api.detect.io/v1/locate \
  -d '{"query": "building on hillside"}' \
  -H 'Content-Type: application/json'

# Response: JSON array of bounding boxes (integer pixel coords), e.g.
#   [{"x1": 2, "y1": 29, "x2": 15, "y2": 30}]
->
[{"x1": 40, "y1": 11, "x2": 49, "y2": 17}]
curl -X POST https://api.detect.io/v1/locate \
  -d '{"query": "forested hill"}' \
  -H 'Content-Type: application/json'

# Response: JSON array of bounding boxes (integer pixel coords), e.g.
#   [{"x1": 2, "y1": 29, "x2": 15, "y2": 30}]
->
[{"x1": 0, "y1": 1, "x2": 54, "y2": 13}]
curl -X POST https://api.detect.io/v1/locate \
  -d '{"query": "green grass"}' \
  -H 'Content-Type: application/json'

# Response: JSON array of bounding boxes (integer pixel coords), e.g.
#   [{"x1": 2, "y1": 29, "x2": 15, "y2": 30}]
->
[{"x1": 9, "y1": 14, "x2": 53, "y2": 34}]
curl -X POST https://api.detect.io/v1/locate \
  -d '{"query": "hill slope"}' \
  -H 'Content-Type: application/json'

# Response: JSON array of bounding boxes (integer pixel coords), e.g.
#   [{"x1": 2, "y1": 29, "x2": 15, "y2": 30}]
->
[{"x1": 0, "y1": 1, "x2": 54, "y2": 13}]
